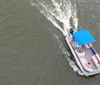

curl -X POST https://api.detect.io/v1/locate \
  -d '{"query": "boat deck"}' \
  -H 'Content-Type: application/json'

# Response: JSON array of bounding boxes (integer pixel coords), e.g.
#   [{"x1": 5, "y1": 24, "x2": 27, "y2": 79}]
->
[
  {"x1": 83, "y1": 47, "x2": 97, "y2": 70},
  {"x1": 71, "y1": 40, "x2": 97, "y2": 70}
]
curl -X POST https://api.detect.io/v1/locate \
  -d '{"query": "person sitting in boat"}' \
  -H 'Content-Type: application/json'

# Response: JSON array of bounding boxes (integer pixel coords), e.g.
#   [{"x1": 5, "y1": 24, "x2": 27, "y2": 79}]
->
[
  {"x1": 75, "y1": 46, "x2": 93, "y2": 71},
  {"x1": 74, "y1": 43, "x2": 84, "y2": 53},
  {"x1": 85, "y1": 43, "x2": 100, "y2": 69},
  {"x1": 76, "y1": 47, "x2": 84, "y2": 53}
]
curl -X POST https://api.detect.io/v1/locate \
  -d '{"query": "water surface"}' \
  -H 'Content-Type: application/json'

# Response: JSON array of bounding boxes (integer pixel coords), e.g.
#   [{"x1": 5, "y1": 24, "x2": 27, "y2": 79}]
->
[{"x1": 0, "y1": 0, "x2": 100, "y2": 85}]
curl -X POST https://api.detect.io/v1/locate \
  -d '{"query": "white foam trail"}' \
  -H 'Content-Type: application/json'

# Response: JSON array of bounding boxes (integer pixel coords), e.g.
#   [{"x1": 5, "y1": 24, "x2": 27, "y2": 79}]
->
[
  {"x1": 48, "y1": 27, "x2": 83, "y2": 75},
  {"x1": 30, "y1": 0, "x2": 78, "y2": 35},
  {"x1": 71, "y1": 3, "x2": 78, "y2": 30},
  {"x1": 30, "y1": 0, "x2": 82, "y2": 75},
  {"x1": 36, "y1": 0, "x2": 64, "y2": 33},
  {"x1": 30, "y1": 0, "x2": 37, "y2": 6}
]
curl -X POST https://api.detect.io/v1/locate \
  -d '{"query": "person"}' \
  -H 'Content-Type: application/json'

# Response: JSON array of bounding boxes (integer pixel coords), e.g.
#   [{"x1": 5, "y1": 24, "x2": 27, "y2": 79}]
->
[
  {"x1": 75, "y1": 44, "x2": 84, "y2": 53},
  {"x1": 75, "y1": 46, "x2": 93, "y2": 71},
  {"x1": 80, "y1": 57, "x2": 93, "y2": 71}
]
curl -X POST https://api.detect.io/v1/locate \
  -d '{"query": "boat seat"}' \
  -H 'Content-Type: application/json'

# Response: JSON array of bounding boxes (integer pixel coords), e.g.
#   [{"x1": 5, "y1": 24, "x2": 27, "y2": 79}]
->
[
  {"x1": 75, "y1": 50, "x2": 85, "y2": 57},
  {"x1": 75, "y1": 50, "x2": 93, "y2": 71},
  {"x1": 89, "y1": 43, "x2": 92, "y2": 47},
  {"x1": 80, "y1": 58, "x2": 93, "y2": 72},
  {"x1": 95, "y1": 54, "x2": 100, "y2": 62},
  {"x1": 84, "y1": 44, "x2": 90, "y2": 48},
  {"x1": 92, "y1": 55, "x2": 100, "y2": 69}
]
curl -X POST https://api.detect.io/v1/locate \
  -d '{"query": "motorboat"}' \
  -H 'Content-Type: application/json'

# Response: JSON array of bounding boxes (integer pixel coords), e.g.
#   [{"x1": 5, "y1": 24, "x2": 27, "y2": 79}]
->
[{"x1": 65, "y1": 28, "x2": 100, "y2": 76}]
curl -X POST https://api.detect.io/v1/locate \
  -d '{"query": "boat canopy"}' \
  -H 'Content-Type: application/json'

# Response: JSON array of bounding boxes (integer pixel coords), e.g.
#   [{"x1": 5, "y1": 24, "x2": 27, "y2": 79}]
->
[{"x1": 72, "y1": 30, "x2": 96, "y2": 46}]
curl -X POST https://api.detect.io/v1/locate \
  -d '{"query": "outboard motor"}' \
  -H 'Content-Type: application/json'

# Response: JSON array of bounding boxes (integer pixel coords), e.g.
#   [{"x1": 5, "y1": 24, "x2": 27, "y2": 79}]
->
[{"x1": 70, "y1": 28, "x2": 74, "y2": 34}]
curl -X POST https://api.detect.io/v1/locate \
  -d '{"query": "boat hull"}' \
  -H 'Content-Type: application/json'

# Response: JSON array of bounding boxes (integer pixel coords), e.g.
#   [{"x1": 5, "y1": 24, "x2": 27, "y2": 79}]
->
[{"x1": 65, "y1": 34, "x2": 100, "y2": 77}]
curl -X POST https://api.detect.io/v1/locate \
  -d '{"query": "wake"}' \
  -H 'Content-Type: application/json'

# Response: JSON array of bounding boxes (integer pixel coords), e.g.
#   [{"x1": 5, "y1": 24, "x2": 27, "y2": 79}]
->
[{"x1": 30, "y1": 0, "x2": 83, "y2": 75}]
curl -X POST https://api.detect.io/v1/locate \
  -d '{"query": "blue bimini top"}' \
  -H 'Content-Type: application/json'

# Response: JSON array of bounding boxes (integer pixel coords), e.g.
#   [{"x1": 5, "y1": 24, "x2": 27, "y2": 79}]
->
[{"x1": 72, "y1": 30, "x2": 96, "y2": 46}]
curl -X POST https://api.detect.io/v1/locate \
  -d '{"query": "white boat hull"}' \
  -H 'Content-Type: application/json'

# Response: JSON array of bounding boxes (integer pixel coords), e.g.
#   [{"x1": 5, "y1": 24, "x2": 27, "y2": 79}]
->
[{"x1": 65, "y1": 31, "x2": 100, "y2": 77}]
